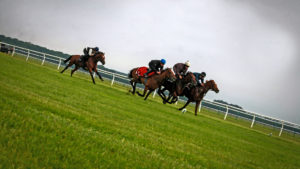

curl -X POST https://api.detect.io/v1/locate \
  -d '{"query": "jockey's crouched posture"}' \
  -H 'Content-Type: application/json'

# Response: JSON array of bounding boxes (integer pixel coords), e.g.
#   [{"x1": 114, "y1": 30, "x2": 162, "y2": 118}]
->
[
  {"x1": 81, "y1": 46, "x2": 99, "y2": 63},
  {"x1": 173, "y1": 61, "x2": 190, "y2": 79},
  {"x1": 144, "y1": 59, "x2": 166, "y2": 77},
  {"x1": 193, "y1": 72, "x2": 206, "y2": 87},
  {"x1": 173, "y1": 61, "x2": 193, "y2": 90}
]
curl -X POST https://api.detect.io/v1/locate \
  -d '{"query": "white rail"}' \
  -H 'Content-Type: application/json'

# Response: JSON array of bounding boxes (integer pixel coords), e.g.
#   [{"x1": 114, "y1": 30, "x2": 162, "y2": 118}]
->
[{"x1": 1, "y1": 41, "x2": 299, "y2": 136}]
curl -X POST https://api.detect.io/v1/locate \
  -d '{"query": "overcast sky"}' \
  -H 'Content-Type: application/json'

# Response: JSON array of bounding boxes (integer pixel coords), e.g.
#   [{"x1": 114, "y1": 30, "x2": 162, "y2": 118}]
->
[{"x1": 1, "y1": 0, "x2": 299, "y2": 124}]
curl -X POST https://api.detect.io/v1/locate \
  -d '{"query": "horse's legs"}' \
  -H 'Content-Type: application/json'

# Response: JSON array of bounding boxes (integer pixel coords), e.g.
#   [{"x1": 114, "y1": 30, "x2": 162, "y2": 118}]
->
[
  {"x1": 88, "y1": 68, "x2": 96, "y2": 84},
  {"x1": 133, "y1": 82, "x2": 137, "y2": 94},
  {"x1": 194, "y1": 100, "x2": 200, "y2": 116},
  {"x1": 165, "y1": 93, "x2": 173, "y2": 104},
  {"x1": 158, "y1": 87, "x2": 167, "y2": 101},
  {"x1": 158, "y1": 87, "x2": 172, "y2": 104},
  {"x1": 144, "y1": 89, "x2": 154, "y2": 100},
  {"x1": 137, "y1": 86, "x2": 148, "y2": 97},
  {"x1": 159, "y1": 87, "x2": 167, "y2": 99},
  {"x1": 94, "y1": 67, "x2": 104, "y2": 81},
  {"x1": 60, "y1": 62, "x2": 72, "y2": 73},
  {"x1": 158, "y1": 91, "x2": 167, "y2": 103},
  {"x1": 95, "y1": 70, "x2": 104, "y2": 81},
  {"x1": 71, "y1": 66, "x2": 79, "y2": 77},
  {"x1": 129, "y1": 80, "x2": 135, "y2": 94},
  {"x1": 171, "y1": 96, "x2": 178, "y2": 104},
  {"x1": 179, "y1": 99, "x2": 191, "y2": 111}
]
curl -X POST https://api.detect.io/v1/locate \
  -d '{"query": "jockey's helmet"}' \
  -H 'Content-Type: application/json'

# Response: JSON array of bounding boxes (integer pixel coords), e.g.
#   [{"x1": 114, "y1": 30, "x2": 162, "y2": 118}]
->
[
  {"x1": 185, "y1": 61, "x2": 191, "y2": 67},
  {"x1": 160, "y1": 59, "x2": 166, "y2": 65}
]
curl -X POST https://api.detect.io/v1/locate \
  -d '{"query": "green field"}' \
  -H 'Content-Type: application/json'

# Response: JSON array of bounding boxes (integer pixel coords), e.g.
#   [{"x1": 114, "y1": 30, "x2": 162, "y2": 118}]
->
[{"x1": 0, "y1": 53, "x2": 300, "y2": 169}]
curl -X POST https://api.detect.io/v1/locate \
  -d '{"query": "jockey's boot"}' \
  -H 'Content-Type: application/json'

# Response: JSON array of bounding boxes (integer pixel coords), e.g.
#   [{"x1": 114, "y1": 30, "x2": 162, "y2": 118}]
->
[{"x1": 144, "y1": 72, "x2": 149, "y2": 78}]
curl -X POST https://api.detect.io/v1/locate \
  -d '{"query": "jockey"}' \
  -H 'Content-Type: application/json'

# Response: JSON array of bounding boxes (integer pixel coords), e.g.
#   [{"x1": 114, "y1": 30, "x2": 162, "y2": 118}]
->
[
  {"x1": 173, "y1": 61, "x2": 190, "y2": 79},
  {"x1": 144, "y1": 59, "x2": 166, "y2": 77},
  {"x1": 193, "y1": 72, "x2": 206, "y2": 87},
  {"x1": 82, "y1": 47, "x2": 99, "y2": 62}
]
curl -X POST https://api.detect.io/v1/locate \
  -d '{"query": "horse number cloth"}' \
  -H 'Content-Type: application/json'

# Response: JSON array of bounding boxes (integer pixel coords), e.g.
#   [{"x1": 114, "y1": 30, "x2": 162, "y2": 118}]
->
[{"x1": 136, "y1": 67, "x2": 155, "y2": 77}]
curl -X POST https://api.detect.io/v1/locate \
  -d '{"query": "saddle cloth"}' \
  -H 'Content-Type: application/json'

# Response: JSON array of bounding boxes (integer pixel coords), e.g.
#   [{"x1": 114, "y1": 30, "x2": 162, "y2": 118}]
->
[{"x1": 136, "y1": 67, "x2": 155, "y2": 77}]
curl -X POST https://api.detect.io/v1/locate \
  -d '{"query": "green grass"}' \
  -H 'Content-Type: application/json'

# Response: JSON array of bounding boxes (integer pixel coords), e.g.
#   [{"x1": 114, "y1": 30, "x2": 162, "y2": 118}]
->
[{"x1": 0, "y1": 53, "x2": 300, "y2": 169}]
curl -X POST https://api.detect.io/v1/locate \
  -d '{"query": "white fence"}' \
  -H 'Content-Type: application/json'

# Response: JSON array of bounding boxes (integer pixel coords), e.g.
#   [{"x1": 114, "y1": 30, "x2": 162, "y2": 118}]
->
[{"x1": 1, "y1": 41, "x2": 300, "y2": 137}]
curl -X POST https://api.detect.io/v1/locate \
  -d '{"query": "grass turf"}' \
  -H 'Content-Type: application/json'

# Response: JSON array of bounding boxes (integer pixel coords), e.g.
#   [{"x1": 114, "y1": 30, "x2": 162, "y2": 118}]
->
[{"x1": 0, "y1": 53, "x2": 299, "y2": 169}]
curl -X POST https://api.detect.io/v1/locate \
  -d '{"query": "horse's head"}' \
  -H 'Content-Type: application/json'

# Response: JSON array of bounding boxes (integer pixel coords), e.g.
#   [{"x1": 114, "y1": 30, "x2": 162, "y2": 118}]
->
[
  {"x1": 95, "y1": 51, "x2": 105, "y2": 65},
  {"x1": 205, "y1": 80, "x2": 219, "y2": 93},
  {"x1": 162, "y1": 68, "x2": 176, "y2": 82}
]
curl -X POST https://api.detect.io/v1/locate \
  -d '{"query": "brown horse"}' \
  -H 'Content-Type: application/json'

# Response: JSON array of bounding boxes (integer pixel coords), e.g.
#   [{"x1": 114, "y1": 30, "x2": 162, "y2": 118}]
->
[
  {"x1": 60, "y1": 52, "x2": 105, "y2": 84},
  {"x1": 158, "y1": 72, "x2": 197, "y2": 104},
  {"x1": 128, "y1": 68, "x2": 176, "y2": 100},
  {"x1": 179, "y1": 80, "x2": 219, "y2": 115}
]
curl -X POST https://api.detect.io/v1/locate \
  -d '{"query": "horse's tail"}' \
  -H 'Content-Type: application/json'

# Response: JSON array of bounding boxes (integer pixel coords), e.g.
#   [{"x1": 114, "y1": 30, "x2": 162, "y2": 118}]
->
[
  {"x1": 64, "y1": 55, "x2": 72, "y2": 63},
  {"x1": 128, "y1": 68, "x2": 135, "y2": 78}
]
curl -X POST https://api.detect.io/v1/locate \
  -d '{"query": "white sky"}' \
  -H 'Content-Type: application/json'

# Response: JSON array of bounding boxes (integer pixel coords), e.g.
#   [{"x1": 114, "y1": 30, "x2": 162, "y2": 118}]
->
[{"x1": 0, "y1": 0, "x2": 299, "y2": 124}]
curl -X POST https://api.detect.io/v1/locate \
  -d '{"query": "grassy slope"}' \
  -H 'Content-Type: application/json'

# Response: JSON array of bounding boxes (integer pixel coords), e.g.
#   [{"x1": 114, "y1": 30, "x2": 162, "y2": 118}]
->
[{"x1": 0, "y1": 53, "x2": 299, "y2": 169}]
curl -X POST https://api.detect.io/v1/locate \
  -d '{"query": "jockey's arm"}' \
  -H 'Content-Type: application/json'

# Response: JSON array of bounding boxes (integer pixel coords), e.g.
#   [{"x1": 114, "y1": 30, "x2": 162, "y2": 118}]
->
[
  {"x1": 178, "y1": 72, "x2": 183, "y2": 79},
  {"x1": 201, "y1": 78, "x2": 204, "y2": 84}
]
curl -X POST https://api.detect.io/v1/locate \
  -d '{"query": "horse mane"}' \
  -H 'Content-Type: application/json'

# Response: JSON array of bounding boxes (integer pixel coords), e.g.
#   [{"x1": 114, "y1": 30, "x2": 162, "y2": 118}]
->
[
  {"x1": 205, "y1": 80, "x2": 215, "y2": 84},
  {"x1": 95, "y1": 51, "x2": 105, "y2": 55},
  {"x1": 161, "y1": 68, "x2": 171, "y2": 73}
]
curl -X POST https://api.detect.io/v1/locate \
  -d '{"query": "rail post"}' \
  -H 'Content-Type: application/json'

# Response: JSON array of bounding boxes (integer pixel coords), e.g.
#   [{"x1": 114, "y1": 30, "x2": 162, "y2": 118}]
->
[
  {"x1": 26, "y1": 49, "x2": 30, "y2": 61},
  {"x1": 57, "y1": 59, "x2": 61, "y2": 69},
  {"x1": 152, "y1": 89, "x2": 157, "y2": 98},
  {"x1": 279, "y1": 122, "x2": 284, "y2": 136},
  {"x1": 111, "y1": 73, "x2": 115, "y2": 86},
  {"x1": 11, "y1": 46, "x2": 15, "y2": 56},
  {"x1": 198, "y1": 101, "x2": 202, "y2": 113},
  {"x1": 251, "y1": 115, "x2": 256, "y2": 128},
  {"x1": 41, "y1": 54, "x2": 46, "y2": 65},
  {"x1": 224, "y1": 106, "x2": 229, "y2": 120}
]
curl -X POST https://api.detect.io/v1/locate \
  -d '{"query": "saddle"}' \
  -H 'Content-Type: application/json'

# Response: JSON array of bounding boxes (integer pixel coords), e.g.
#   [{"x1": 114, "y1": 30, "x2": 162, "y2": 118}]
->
[
  {"x1": 78, "y1": 55, "x2": 89, "y2": 69},
  {"x1": 136, "y1": 67, "x2": 155, "y2": 77}
]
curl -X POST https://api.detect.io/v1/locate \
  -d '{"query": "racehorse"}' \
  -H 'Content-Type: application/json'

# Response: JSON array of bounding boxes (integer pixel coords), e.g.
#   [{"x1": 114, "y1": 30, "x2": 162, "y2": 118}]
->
[
  {"x1": 157, "y1": 79, "x2": 176, "y2": 104},
  {"x1": 158, "y1": 72, "x2": 197, "y2": 104},
  {"x1": 60, "y1": 52, "x2": 105, "y2": 84},
  {"x1": 128, "y1": 68, "x2": 176, "y2": 100},
  {"x1": 179, "y1": 80, "x2": 219, "y2": 115},
  {"x1": 128, "y1": 67, "x2": 154, "y2": 95}
]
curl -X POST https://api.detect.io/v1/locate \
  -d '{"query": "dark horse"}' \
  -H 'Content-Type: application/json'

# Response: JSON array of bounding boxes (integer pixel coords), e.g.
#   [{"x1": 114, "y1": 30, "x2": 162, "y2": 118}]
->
[
  {"x1": 60, "y1": 52, "x2": 105, "y2": 84},
  {"x1": 158, "y1": 72, "x2": 197, "y2": 104},
  {"x1": 178, "y1": 80, "x2": 219, "y2": 115},
  {"x1": 128, "y1": 68, "x2": 176, "y2": 100}
]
